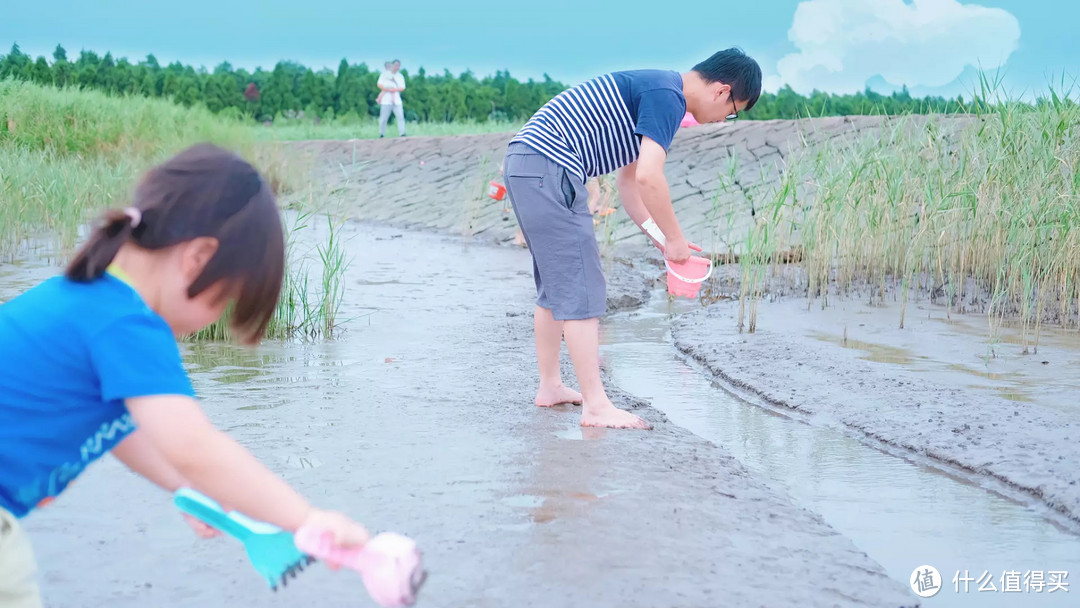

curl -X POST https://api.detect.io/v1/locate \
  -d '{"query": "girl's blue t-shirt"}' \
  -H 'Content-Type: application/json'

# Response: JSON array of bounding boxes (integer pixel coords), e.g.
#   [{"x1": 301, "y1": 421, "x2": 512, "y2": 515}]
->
[{"x1": 0, "y1": 273, "x2": 194, "y2": 517}]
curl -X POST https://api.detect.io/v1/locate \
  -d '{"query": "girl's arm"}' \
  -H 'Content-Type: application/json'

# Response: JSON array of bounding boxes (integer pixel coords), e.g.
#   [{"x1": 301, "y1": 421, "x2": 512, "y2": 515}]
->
[
  {"x1": 111, "y1": 429, "x2": 188, "y2": 492},
  {"x1": 112, "y1": 429, "x2": 222, "y2": 538},
  {"x1": 125, "y1": 394, "x2": 363, "y2": 543}
]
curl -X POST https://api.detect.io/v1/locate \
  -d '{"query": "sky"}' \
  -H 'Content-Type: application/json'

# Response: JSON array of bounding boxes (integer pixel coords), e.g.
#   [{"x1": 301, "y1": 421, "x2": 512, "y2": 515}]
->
[{"x1": 2, "y1": 0, "x2": 1076, "y2": 99}]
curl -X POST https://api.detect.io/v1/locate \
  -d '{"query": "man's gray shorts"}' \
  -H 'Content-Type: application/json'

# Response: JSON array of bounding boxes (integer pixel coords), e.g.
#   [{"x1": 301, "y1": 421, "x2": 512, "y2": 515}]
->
[{"x1": 503, "y1": 142, "x2": 605, "y2": 321}]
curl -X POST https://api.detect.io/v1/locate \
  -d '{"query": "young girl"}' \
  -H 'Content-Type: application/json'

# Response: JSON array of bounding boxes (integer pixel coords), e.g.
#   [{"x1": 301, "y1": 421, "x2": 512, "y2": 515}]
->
[{"x1": 0, "y1": 143, "x2": 369, "y2": 606}]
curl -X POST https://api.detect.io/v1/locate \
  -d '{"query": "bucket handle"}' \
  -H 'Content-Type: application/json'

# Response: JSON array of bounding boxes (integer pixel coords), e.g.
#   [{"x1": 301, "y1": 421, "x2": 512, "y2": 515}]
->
[{"x1": 664, "y1": 258, "x2": 714, "y2": 284}]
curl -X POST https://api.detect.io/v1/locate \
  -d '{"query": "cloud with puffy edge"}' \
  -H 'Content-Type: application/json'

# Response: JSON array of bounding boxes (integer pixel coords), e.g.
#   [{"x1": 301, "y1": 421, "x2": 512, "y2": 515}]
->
[{"x1": 765, "y1": 0, "x2": 1021, "y2": 94}]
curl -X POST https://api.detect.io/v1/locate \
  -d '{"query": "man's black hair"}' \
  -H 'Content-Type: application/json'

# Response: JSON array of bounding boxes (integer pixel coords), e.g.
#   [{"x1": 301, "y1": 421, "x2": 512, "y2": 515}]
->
[{"x1": 692, "y1": 47, "x2": 763, "y2": 111}]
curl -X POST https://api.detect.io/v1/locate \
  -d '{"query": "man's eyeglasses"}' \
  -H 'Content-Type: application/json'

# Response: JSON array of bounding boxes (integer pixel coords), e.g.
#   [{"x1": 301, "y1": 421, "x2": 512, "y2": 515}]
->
[{"x1": 726, "y1": 95, "x2": 739, "y2": 121}]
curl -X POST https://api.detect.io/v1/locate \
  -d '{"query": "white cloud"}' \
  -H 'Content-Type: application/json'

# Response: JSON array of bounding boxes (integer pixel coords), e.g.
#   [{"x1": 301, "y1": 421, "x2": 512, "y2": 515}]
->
[{"x1": 768, "y1": 0, "x2": 1021, "y2": 94}]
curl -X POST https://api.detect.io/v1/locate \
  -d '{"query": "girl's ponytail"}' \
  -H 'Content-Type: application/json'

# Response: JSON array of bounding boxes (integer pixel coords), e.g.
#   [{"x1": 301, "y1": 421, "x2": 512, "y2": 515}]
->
[
  {"x1": 65, "y1": 207, "x2": 143, "y2": 282},
  {"x1": 63, "y1": 143, "x2": 284, "y2": 344}
]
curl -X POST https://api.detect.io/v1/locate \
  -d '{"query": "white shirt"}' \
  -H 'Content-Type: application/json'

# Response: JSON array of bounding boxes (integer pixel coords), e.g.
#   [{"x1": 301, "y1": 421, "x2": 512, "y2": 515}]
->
[{"x1": 377, "y1": 71, "x2": 406, "y2": 106}]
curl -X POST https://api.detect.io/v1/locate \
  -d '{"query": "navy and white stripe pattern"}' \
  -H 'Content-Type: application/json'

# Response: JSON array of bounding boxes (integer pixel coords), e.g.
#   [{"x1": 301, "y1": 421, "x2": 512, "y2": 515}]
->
[{"x1": 510, "y1": 74, "x2": 638, "y2": 182}]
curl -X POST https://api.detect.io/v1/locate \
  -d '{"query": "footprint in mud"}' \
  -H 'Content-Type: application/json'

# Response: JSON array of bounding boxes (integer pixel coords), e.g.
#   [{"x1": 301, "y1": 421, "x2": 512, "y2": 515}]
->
[
  {"x1": 357, "y1": 279, "x2": 423, "y2": 286},
  {"x1": 282, "y1": 454, "x2": 325, "y2": 470},
  {"x1": 553, "y1": 427, "x2": 608, "y2": 441},
  {"x1": 512, "y1": 491, "x2": 614, "y2": 524},
  {"x1": 501, "y1": 491, "x2": 609, "y2": 524}
]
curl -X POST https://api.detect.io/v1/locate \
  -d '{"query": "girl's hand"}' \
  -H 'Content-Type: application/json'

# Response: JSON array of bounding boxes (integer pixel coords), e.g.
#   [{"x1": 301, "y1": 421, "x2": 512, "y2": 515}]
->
[
  {"x1": 183, "y1": 513, "x2": 222, "y2": 539},
  {"x1": 301, "y1": 509, "x2": 371, "y2": 570},
  {"x1": 302, "y1": 509, "x2": 370, "y2": 547}
]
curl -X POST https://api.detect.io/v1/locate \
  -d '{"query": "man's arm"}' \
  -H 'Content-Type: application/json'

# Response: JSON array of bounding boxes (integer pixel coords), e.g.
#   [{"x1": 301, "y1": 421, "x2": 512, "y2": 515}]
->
[
  {"x1": 616, "y1": 162, "x2": 660, "y2": 247},
  {"x1": 377, "y1": 73, "x2": 392, "y2": 92},
  {"x1": 630, "y1": 136, "x2": 693, "y2": 261}
]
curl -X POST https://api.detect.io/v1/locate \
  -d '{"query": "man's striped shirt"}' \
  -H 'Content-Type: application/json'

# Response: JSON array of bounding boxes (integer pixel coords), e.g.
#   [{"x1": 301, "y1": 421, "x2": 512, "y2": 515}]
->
[{"x1": 510, "y1": 69, "x2": 687, "y2": 182}]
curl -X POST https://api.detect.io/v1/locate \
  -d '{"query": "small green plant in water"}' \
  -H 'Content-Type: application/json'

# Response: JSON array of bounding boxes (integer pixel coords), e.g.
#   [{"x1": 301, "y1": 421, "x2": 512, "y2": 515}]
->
[{"x1": 188, "y1": 211, "x2": 351, "y2": 342}]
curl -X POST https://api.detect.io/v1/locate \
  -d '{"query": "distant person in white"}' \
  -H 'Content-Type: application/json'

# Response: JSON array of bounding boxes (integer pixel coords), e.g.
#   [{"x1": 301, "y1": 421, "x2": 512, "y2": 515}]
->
[{"x1": 377, "y1": 60, "x2": 406, "y2": 138}]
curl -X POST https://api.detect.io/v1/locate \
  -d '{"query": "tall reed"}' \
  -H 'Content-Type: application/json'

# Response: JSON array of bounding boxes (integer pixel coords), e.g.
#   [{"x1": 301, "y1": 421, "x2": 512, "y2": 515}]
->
[{"x1": 735, "y1": 78, "x2": 1078, "y2": 352}]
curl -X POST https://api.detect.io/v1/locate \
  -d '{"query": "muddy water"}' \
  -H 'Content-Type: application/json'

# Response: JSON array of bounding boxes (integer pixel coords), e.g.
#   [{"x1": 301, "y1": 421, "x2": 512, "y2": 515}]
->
[
  {"x1": 600, "y1": 292, "x2": 1080, "y2": 607},
  {"x1": 8, "y1": 223, "x2": 922, "y2": 607},
  {"x1": 9, "y1": 217, "x2": 1076, "y2": 607}
]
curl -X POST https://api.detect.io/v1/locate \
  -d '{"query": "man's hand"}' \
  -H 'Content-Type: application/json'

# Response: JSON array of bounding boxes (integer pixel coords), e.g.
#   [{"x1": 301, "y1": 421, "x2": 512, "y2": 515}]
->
[{"x1": 664, "y1": 237, "x2": 693, "y2": 263}]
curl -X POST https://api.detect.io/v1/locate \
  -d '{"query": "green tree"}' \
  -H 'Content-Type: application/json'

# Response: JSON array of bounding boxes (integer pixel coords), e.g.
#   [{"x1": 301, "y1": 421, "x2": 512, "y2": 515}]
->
[
  {"x1": 29, "y1": 56, "x2": 50, "y2": 85},
  {"x1": 75, "y1": 50, "x2": 101, "y2": 89},
  {"x1": 100, "y1": 52, "x2": 117, "y2": 91},
  {"x1": 260, "y1": 61, "x2": 302, "y2": 117},
  {"x1": 52, "y1": 57, "x2": 72, "y2": 87},
  {"x1": 0, "y1": 43, "x2": 30, "y2": 80},
  {"x1": 0, "y1": 42, "x2": 981, "y2": 125},
  {"x1": 335, "y1": 61, "x2": 368, "y2": 116},
  {"x1": 299, "y1": 69, "x2": 334, "y2": 115},
  {"x1": 113, "y1": 58, "x2": 136, "y2": 94}
]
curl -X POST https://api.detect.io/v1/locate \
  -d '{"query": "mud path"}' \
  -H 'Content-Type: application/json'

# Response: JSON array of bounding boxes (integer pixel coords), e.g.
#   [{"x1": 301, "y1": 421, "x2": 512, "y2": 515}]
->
[
  {"x1": 293, "y1": 118, "x2": 1080, "y2": 534},
  {"x1": 671, "y1": 299, "x2": 1080, "y2": 527},
  {"x1": 14, "y1": 223, "x2": 914, "y2": 607}
]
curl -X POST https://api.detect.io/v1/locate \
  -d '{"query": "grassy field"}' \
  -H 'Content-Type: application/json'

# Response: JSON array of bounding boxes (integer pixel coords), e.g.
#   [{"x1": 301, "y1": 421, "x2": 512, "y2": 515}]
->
[
  {"x1": 731, "y1": 82, "x2": 1079, "y2": 347},
  {"x1": 5, "y1": 78, "x2": 1077, "y2": 347},
  {"x1": 0, "y1": 79, "x2": 262, "y2": 252},
  {"x1": 251, "y1": 115, "x2": 522, "y2": 141},
  {"x1": 0, "y1": 79, "x2": 346, "y2": 341}
]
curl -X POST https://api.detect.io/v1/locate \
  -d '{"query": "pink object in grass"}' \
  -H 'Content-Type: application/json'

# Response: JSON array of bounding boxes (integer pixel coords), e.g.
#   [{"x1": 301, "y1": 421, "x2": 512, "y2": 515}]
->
[
  {"x1": 294, "y1": 527, "x2": 426, "y2": 607},
  {"x1": 680, "y1": 111, "x2": 700, "y2": 127}
]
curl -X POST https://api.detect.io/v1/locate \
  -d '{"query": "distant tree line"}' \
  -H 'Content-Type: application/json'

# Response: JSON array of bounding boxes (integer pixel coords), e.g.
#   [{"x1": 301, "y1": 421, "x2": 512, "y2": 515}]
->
[{"x1": 1, "y1": 43, "x2": 969, "y2": 123}]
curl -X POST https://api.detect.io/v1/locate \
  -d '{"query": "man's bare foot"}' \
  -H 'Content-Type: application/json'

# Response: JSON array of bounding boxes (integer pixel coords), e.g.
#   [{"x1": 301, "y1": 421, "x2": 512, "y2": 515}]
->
[
  {"x1": 580, "y1": 402, "x2": 652, "y2": 430},
  {"x1": 535, "y1": 384, "x2": 584, "y2": 407}
]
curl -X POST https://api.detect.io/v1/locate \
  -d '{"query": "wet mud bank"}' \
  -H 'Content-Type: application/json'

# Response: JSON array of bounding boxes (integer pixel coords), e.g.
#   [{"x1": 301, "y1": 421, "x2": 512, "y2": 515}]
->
[
  {"x1": 671, "y1": 300, "x2": 1080, "y2": 527},
  {"x1": 297, "y1": 114, "x2": 932, "y2": 250},
  {"x1": 17, "y1": 224, "x2": 914, "y2": 607},
  {"x1": 603, "y1": 257, "x2": 655, "y2": 313}
]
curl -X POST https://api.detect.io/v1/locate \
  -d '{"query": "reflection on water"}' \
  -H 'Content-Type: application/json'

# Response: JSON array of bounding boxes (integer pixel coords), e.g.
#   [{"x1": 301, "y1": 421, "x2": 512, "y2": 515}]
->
[{"x1": 601, "y1": 292, "x2": 1080, "y2": 608}]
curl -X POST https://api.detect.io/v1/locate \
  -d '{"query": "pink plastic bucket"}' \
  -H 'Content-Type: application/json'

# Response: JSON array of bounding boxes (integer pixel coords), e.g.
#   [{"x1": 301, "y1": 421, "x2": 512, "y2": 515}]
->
[{"x1": 665, "y1": 256, "x2": 712, "y2": 297}]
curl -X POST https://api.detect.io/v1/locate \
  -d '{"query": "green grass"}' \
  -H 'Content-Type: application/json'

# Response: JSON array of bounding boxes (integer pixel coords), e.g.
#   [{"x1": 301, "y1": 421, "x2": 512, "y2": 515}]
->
[
  {"x1": 0, "y1": 79, "x2": 306, "y2": 255},
  {"x1": 188, "y1": 208, "x2": 351, "y2": 342},
  {"x1": 0, "y1": 147, "x2": 137, "y2": 251},
  {"x1": 0, "y1": 79, "x2": 348, "y2": 341},
  {"x1": 250, "y1": 115, "x2": 522, "y2": 142},
  {"x1": 734, "y1": 77, "x2": 1079, "y2": 350},
  {"x1": 0, "y1": 79, "x2": 248, "y2": 158}
]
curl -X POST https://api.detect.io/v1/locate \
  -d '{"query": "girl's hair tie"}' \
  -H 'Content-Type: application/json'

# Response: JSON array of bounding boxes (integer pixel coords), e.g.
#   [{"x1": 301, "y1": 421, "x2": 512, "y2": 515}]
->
[{"x1": 123, "y1": 207, "x2": 142, "y2": 228}]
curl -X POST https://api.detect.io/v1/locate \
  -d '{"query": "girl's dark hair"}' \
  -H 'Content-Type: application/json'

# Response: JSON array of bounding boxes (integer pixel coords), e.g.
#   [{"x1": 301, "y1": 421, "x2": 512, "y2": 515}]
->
[
  {"x1": 67, "y1": 143, "x2": 285, "y2": 345},
  {"x1": 692, "y1": 47, "x2": 763, "y2": 112}
]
